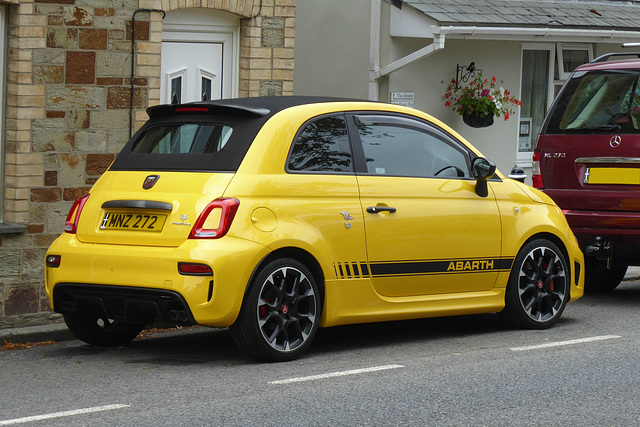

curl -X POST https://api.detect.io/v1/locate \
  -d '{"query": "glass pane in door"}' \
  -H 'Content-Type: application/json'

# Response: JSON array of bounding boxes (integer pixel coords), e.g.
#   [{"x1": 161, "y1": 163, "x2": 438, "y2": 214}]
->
[
  {"x1": 519, "y1": 50, "x2": 550, "y2": 154},
  {"x1": 171, "y1": 76, "x2": 182, "y2": 104},
  {"x1": 202, "y1": 77, "x2": 212, "y2": 101}
]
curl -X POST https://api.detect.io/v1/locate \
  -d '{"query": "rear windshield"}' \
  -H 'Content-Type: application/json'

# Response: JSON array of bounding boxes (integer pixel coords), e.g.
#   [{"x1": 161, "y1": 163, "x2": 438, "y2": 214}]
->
[
  {"x1": 544, "y1": 69, "x2": 640, "y2": 134},
  {"x1": 110, "y1": 114, "x2": 267, "y2": 172},
  {"x1": 132, "y1": 124, "x2": 233, "y2": 154}
]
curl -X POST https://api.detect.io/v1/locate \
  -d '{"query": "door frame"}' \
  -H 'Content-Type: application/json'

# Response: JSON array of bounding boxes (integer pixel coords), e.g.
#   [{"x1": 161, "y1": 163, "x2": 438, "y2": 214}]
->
[
  {"x1": 161, "y1": 9, "x2": 239, "y2": 101},
  {"x1": 516, "y1": 42, "x2": 556, "y2": 166}
]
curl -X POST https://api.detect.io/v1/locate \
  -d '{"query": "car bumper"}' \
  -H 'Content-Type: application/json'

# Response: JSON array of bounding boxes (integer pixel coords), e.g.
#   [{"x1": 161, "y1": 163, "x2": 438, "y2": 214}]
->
[
  {"x1": 565, "y1": 210, "x2": 640, "y2": 260},
  {"x1": 45, "y1": 234, "x2": 270, "y2": 327}
]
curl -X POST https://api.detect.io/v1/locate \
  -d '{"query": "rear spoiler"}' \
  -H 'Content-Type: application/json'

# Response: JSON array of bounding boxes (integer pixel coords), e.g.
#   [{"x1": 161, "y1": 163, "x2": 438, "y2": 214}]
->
[{"x1": 147, "y1": 102, "x2": 270, "y2": 119}]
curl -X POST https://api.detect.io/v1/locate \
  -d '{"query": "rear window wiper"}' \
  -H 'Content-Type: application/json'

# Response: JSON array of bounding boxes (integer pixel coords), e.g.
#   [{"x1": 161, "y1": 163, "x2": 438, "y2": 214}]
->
[{"x1": 564, "y1": 124, "x2": 622, "y2": 132}]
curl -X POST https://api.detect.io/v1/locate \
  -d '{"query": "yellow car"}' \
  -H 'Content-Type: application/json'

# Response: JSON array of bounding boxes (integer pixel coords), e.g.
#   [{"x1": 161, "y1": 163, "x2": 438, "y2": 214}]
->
[{"x1": 45, "y1": 97, "x2": 584, "y2": 361}]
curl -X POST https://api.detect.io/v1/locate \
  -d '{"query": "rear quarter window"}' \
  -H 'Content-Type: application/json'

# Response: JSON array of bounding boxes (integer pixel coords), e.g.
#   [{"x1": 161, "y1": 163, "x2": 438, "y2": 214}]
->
[{"x1": 287, "y1": 115, "x2": 353, "y2": 173}]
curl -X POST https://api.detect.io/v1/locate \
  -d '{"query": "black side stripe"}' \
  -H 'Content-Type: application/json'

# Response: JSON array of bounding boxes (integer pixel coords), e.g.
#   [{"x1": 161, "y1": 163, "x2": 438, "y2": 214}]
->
[
  {"x1": 334, "y1": 258, "x2": 514, "y2": 280},
  {"x1": 369, "y1": 258, "x2": 514, "y2": 277}
]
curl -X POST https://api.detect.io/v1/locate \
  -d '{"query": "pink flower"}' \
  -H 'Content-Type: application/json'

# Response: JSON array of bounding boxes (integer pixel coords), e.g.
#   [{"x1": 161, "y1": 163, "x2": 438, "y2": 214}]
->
[{"x1": 481, "y1": 89, "x2": 490, "y2": 97}]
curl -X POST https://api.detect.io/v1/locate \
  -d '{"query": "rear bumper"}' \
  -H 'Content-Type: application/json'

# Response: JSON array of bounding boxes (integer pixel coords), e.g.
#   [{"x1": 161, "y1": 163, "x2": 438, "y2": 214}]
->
[
  {"x1": 53, "y1": 284, "x2": 196, "y2": 325},
  {"x1": 45, "y1": 234, "x2": 270, "y2": 327},
  {"x1": 564, "y1": 210, "x2": 640, "y2": 261}
]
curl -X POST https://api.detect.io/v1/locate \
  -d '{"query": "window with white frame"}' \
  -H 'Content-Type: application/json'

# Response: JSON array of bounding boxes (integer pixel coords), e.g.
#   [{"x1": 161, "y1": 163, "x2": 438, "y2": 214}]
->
[{"x1": 517, "y1": 43, "x2": 593, "y2": 165}]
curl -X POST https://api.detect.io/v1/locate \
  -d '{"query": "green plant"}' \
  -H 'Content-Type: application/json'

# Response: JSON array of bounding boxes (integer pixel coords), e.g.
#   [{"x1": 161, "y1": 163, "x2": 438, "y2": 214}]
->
[{"x1": 444, "y1": 74, "x2": 522, "y2": 120}]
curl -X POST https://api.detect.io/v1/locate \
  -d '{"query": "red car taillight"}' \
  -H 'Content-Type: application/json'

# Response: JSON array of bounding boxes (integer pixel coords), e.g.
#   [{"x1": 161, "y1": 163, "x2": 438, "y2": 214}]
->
[
  {"x1": 178, "y1": 262, "x2": 213, "y2": 276},
  {"x1": 189, "y1": 198, "x2": 240, "y2": 239},
  {"x1": 64, "y1": 194, "x2": 90, "y2": 234},
  {"x1": 532, "y1": 151, "x2": 544, "y2": 189}
]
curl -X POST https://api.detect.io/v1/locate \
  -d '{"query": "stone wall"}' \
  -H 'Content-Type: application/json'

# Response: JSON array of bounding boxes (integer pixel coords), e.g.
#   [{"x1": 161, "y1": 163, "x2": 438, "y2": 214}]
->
[{"x1": 0, "y1": 0, "x2": 296, "y2": 329}]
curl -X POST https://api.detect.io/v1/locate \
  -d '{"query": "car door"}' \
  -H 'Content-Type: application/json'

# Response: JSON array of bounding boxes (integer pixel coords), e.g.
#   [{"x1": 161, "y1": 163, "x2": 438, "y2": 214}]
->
[{"x1": 350, "y1": 114, "x2": 505, "y2": 297}]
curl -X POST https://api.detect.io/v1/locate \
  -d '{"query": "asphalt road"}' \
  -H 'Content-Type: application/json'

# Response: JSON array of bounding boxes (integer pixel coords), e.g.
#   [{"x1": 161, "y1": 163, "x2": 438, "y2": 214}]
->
[{"x1": 2, "y1": 279, "x2": 640, "y2": 426}]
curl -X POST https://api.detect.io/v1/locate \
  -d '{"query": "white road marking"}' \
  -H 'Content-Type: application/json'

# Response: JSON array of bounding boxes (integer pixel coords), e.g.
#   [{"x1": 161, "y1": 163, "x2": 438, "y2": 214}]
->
[
  {"x1": 510, "y1": 335, "x2": 622, "y2": 352},
  {"x1": 0, "y1": 404, "x2": 131, "y2": 426},
  {"x1": 270, "y1": 364, "x2": 405, "y2": 385}
]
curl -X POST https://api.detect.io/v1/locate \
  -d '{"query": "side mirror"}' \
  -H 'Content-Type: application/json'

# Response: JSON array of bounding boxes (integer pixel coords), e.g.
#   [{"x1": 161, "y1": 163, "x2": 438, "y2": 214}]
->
[{"x1": 472, "y1": 158, "x2": 496, "y2": 197}]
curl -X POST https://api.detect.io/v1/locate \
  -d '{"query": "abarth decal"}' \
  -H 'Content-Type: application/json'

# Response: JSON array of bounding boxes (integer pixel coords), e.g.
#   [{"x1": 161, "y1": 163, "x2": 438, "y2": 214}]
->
[
  {"x1": 369, "y1": 258, "x2": 514, "y2": 277},
  {"x1": 333, "y1": 258, "x2": 513, "y2": 280}
]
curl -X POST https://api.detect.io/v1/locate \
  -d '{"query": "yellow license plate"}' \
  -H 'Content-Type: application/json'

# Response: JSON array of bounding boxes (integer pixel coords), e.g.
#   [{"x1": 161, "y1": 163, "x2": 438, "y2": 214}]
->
[
  {"x1": 584, "y1": 167, "x2": 640, "y2": 185},
  {"x1": 100, "y1": 212, "x2": 167, "y2": 231}
]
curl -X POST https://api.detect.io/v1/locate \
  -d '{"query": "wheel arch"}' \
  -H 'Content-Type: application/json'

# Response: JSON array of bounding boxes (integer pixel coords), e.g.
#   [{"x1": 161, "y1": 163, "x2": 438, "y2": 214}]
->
[
  {"x1": 519, "y1": 231, "x2": 573, "y2": 299},
  {"x1": 247, "y1": 246, "x2": 326, "y2": 303}
]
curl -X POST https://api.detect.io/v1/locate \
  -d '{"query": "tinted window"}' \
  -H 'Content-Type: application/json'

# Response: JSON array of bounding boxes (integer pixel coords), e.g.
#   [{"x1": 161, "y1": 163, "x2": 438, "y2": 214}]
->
[
  {"x1": 355, "y1": 116, "x2": 470, "y2": 178},
  {"x1": 288, "y1": 116, "x2": 352, "y2": 172},
  {"x1": 133, "y1": 124, "x2": 233, "y2": 154},
  {"x1": 546, "y1": 70, "x2": 640, "y2": 134}
]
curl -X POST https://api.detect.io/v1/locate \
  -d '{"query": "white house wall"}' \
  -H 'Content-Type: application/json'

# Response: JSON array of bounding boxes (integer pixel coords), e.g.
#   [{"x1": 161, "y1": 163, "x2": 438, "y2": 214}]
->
[
  {"x1": 293, "y1": 0, "x2": 371, "y2": 98},
  {"x1": 293, "y1": 0, "x2": 640, "y2": 183},
  {"x1": 383, "y1": 37, "x2": 523, "y2": 176}
]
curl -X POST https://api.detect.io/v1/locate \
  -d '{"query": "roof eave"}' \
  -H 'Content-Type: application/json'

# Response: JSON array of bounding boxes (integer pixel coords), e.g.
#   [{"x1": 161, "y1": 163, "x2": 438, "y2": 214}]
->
[{"x1": 431, "y1": 25, "x2": 640, "y2": 43}]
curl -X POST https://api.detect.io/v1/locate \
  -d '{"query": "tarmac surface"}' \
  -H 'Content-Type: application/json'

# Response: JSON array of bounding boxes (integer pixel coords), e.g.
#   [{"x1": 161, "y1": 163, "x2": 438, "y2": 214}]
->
[{"x1": 2, "y1": 267, "x2": 640, "y2": 345}]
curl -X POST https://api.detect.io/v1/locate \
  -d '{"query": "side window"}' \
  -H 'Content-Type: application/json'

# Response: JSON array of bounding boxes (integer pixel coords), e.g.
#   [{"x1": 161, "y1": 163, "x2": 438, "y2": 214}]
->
[
  {"x1": 355, "y1": 116, "x2": 470, "y2": 178},
  {"x1": 288, "y1": 116, "x2": 352, "y2": 172}
]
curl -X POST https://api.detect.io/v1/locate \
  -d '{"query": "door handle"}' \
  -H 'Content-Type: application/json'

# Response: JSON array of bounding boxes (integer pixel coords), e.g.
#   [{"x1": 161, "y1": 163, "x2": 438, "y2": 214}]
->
[{"x1": 366, "y1": 206, "x2": 397, "y2": 214}]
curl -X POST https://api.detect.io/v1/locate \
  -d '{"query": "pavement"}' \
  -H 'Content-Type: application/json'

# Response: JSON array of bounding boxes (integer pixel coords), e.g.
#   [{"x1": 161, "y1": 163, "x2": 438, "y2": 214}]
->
[{"x1": 2, "y1": 267, "x2": 640, "y2": 346}]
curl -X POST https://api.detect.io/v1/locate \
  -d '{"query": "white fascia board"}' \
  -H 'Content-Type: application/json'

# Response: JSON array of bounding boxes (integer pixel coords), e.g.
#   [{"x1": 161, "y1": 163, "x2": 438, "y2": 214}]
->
[
  {"x1": 390, "y1": 3, "x2": 437, "y2": 38},
  {"x1": 433, "y1": 25, "x2": 640, "y2": 43}
]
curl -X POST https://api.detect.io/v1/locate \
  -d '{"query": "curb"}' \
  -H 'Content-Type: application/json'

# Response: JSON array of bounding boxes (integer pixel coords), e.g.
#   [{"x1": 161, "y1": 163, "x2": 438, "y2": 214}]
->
[
  {"x1": 625, "y1": 266, "x2": 640, "y2": 281},
  {"x1": 0, "y1": 323, "x2": 74, "y2": 345}
]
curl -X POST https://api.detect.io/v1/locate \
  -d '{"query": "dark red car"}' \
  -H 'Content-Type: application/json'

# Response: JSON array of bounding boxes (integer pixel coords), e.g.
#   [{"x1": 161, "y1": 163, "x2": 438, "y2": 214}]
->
[{"x1": 534, "y1": 53, "x2": 640, "y2": 292}]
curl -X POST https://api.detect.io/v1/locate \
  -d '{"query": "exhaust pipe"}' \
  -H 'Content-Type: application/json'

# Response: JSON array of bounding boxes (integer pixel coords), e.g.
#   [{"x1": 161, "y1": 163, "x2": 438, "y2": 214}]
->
[
  {"x1": 59, "y1": 300, "x2": 77, "y2": 313},
  {"x1": 168, "y1": 309, "x2": 188, "y2": 322}
]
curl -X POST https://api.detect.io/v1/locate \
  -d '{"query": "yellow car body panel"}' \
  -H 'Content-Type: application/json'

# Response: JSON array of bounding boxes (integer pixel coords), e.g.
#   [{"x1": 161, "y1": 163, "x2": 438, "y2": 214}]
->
[{"x1": 45, "y1": 98, "x2": 584, "y2": 349}]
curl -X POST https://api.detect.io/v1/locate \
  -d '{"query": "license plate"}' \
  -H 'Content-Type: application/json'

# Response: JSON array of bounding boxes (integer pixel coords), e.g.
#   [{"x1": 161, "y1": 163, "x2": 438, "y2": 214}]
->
[
  {"x1": 100, "y1": 212, "x2": 167, "y2": 231},
  {"x1": 584, "y1": 167, "x2": 640, "y2": 185}
]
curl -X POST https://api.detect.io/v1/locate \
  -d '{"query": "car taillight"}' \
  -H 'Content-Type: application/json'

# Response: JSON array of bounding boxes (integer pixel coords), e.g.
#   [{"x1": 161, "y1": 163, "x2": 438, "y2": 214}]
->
[
  {"x1": 46, "y1": 255, "x2": 61, "y2": 268},
  {"x1": 532, "y1": 151, "x2": 544, "y2": 189},
  {"x1": 64, "y1": 194, "x2": 90, "y2": 234},
  {"x1": 189, "y1": 198, "x2": 240, "y2": 239}
]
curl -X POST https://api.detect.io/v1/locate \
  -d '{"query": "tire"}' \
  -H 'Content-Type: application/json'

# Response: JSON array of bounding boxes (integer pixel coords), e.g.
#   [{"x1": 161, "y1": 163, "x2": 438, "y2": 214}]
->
[
  {"x1": 584, "y1": 260, "x2": 627, "y2": 293},
  {"x1": 498, "y1": 239, "x2": 569, "y2": 329},
  {"x1": 230, "y1": 258, "x2": 322, "y2": 362},
  {"x1": 63, "y1": 314, "x2": 144, "y2": 347}
]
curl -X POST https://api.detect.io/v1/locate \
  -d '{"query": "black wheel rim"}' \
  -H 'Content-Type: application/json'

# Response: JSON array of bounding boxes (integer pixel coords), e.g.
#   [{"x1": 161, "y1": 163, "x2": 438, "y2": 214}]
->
[
  {"x1": 256, "y1": 266, "x2": 317, "y2": 353},
  {"x1": 517, "y1": 246, "x2": 567, "y2": 322}
]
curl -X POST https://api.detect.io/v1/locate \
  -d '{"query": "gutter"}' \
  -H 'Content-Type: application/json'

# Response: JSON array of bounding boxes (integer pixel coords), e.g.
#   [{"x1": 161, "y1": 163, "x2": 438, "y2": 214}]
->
[{"x1": 434, "y1": 25, "x2": 640, "y2": 41}]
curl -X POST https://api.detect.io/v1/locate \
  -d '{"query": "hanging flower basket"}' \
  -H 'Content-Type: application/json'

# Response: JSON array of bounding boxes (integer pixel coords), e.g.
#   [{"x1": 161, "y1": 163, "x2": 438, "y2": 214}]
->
[
  {"x1": 463, "y1": 112, "x2": 494, "y2": 128},
  {"x1": 443, "y1": 73, "x2": 522, "y2": 128}
]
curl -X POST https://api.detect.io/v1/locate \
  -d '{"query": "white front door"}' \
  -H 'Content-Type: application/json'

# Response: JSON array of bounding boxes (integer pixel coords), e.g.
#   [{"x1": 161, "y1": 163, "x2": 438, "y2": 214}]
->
[
  {"x1": 161, "y1": 41, "x2": 223, "y2": 104},
  {"x1": 160, "y1": 8, "x2": 239, "y2": 104}
]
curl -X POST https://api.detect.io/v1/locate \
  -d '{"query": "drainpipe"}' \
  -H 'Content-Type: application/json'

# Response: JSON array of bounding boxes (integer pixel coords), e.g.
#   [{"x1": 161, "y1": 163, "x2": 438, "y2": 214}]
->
[
  {"x1": 375, "y1": 34, "x2": 445, "y2": 79},
  {"x1": 369, "y1": 0, "x2": 381, "y2": 101},
  {"x1": 369, "y1": 0, "x2": 445, "y2": 101},
  {"x1": 130, "y1": 9, "x2": 166, "y2": 139}
]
